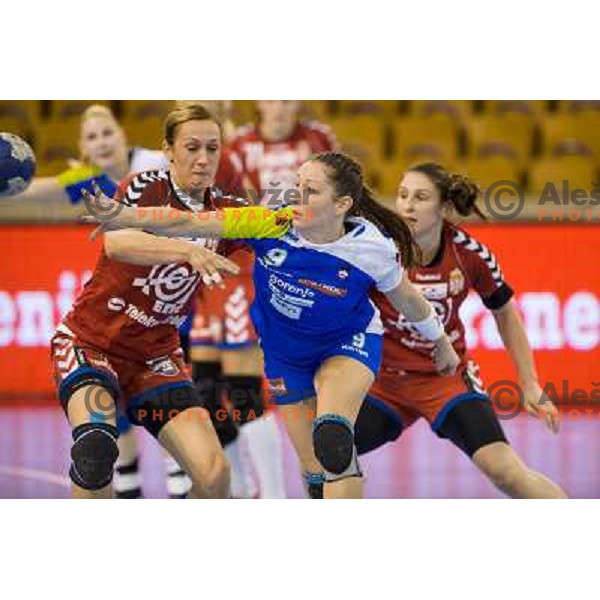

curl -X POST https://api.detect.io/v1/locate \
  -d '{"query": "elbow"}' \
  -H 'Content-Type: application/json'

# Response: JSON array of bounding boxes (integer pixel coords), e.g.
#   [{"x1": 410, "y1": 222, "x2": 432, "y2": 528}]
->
[{"x1": 103, "y1": 231, "x2": 129, "y2": 261}]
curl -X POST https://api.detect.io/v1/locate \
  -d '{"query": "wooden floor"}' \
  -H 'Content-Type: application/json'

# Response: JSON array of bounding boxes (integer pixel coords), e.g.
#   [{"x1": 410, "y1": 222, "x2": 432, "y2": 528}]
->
[{"x1": 0, "y1": 406, "x2": 596, "y2": 498}]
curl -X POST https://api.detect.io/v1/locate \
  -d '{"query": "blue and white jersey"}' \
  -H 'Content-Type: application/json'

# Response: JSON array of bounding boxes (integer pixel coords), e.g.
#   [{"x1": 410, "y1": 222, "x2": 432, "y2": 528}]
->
[{"x1": 246, "y1": 217, "x2": 403, "y2": 354}]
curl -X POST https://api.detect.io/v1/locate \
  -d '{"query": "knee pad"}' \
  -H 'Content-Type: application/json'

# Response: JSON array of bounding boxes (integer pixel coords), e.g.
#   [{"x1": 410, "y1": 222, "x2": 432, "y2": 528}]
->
[
  {"x1": 223, "y1": 375, "x2": 265, "y2": 424},
  {"x1": 303, "y1": 472, "x2": 325, "y2": 499},
  {"x1": 312, "y1": 414, "x2": 362, "y2": 482},
  {"x1": 70, "y1": 422, "x2": 119, "y2": 490}
]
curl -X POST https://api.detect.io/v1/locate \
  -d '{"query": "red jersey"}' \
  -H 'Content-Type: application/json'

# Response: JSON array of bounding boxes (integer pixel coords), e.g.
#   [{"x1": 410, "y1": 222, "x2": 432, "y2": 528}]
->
[
  {"x1": 218, "y1": 120, "x2": 337, "y2": 197},
  {"x1": 373, "y1": 220, "x2": 514, "y2": 374},
  {"x1": 61, "y1": 170, "x2": 244, "y2": 359}
]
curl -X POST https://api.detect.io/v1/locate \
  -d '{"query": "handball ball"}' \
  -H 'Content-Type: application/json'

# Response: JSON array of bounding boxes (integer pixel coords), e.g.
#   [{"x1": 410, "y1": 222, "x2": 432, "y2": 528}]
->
[{"x1": 0, "y1": 133, "x2": 36, "y2": 197}]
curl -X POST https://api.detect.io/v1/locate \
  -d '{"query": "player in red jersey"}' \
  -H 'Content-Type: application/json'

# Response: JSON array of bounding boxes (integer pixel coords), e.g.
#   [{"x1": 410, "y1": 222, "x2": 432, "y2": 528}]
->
[
  {"x1": 190, "y1": 101, "x2": 338, "y2": 498},
  {"x1": 50, "y1": 102, "x2": 241, "y2": 498},
  {"x1": 338, "y1": 163, "x2": 566, "y2": 499}
]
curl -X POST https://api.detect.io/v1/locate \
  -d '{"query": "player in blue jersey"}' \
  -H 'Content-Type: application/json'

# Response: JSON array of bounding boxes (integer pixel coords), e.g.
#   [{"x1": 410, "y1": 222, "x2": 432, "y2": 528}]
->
[{"x1": 83, "y1": 151, "x2": 461, "y2": 499}]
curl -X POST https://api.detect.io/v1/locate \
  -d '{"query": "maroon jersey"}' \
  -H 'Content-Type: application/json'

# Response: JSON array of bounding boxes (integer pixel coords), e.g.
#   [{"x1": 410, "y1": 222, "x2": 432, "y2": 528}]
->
[
  {"x1": 218, "y1": 120, "x2": 337, "y2": 197},
  {"x1": 373, "y1": 220, "x2": 514, "y2": 374},
  {"x1": 61, "y1": 170, "x2": 244, "y2": 359}
]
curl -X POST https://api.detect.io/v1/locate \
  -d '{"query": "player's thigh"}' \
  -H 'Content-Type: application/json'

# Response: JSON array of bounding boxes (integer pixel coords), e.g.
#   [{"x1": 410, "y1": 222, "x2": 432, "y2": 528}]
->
[
  {"x1": 67, "y1": 384, "x2": 117, "y2": 428},
  {"x1": 158, "y1": 407, "x2": 225, "y2": 477},
  {"x1": 314, "y1": 356, "x2": 375, "y2": 423}
]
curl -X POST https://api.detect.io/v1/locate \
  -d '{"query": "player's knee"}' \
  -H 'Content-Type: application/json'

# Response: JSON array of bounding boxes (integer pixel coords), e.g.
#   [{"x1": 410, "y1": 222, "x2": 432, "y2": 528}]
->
[
  {"x1": 312, "y1": 414, "x2": 362, "y2": 482},
  {"x1": 189, "y1": 449, "x2": 230, "y2": 498},
  {"x1": 70, "y1": 422, "x2": 119, "y2": 491}
]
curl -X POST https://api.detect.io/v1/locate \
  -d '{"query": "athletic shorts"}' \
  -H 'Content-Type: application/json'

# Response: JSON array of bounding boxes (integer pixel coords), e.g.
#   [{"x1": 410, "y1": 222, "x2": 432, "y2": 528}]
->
[
  {"x1": 190, "y1": 249, "x2": 258, "y2": 350},
  {"x1": 50, "y1": 325, "x2": 194, "y2": 426},
  {"x1": 367, "y1": 358, "x2": 487, "y2": 431},
  {"x1": 263, "y1": 331, "x2": 383, "y2": 405}
]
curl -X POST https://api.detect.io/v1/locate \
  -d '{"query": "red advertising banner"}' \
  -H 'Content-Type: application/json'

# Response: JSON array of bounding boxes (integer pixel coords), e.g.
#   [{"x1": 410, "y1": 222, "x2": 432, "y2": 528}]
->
[{"x1": 0, "y1": 224, "x2": 598, "y2": 399}]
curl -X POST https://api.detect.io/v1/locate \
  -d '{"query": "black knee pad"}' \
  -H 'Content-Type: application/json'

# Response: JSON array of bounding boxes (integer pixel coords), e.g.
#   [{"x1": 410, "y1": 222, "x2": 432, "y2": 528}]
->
[
  {"x1": 70, "y1": 422, "x2": 119, "y2": 491},
  {"x1": 436, "y1": 396, "x2": 508, "y2": 458},
  {"x1": 354, "y1": 398, "x2": 404, "y2": 456},
  {"x1": 303, "y1": 472, "x2": 325, "y2": 499},
  {"x1": 312, "y1": 414, "x2": 362, "y2": 482},
  {"x1": 193, "y1": 363, "x2": 239, "y2": 447},
  {"x1": 223, "y1": 375, "x2": 265, "y2": 425}
]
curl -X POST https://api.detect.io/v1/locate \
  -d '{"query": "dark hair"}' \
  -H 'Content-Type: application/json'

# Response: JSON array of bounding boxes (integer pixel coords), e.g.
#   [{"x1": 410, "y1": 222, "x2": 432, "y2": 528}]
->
[
  {"x1": 164, "y1": 101, "x2": 222, "y2": 146},
  {"x1": 408, "y1": 162, "x2": 487, "y2": 220},
  {"x1": 312, "y1": 151, "x2": 418, "y2": 268}
]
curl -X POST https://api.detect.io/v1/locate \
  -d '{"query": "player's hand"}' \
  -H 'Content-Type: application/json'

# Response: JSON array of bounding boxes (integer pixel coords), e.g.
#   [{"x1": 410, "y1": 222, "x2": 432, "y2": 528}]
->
[
  {"x1": 521, "y1": 379, "x2": 560, "y2": 433},
  {"x1": 187, "y1": 245, "x2": 241, "y2": 289},
  {"x1": 431, "y1": 335, "x2": 460, "y2": 376}
]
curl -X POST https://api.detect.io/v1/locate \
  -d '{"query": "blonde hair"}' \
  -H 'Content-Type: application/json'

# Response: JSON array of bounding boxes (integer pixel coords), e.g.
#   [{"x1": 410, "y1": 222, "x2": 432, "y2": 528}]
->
[
  {"x1": 79, "y1": 104, "x2": 124, "y2": 162},
  {"x1": 80, "y1": 104, "x2": 119, "y2": 127},
  {"x1": 164, "y1": 101, "x2": 222, "y2": 145}
]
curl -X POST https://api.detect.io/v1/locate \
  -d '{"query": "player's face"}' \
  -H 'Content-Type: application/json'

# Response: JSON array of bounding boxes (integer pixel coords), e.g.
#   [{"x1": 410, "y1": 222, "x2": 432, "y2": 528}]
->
[
  {"x1": 80, "y1": 117, "x2": 127, "y2": 170},
  {"x1": 165, "y1": 120, "x2": 221, "y2": 193},
  {"x1": 256, "y1": 100, "x2": 300, "y2": 140},
  {"x1": 396, "y1": 171, "x2": 446, "y2": 237},
  {"x1": 292, "y1": 161, "x2": 348, "y2": 232}
]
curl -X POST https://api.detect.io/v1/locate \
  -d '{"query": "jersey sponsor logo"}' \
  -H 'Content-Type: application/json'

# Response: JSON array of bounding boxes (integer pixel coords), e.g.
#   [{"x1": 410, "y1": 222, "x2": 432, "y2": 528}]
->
[
  {"x1": 107, "y1": 297, "x2": 127, "y2": 312},
  {"x1": 298, "y1": 278, "x2": 348, "y2": 298},
  {"x1": 124, "y1": 303, "x2": 186, "y2": 329},
  {"x1": 268, "y1": 275, "x2": 315, "y2": 304},
  {"x1": 132, "y1": 264, "x2": 199, "y2": 306},
  {"x1": 146, "y1": 356, "x2": 180, "y2": 377}
]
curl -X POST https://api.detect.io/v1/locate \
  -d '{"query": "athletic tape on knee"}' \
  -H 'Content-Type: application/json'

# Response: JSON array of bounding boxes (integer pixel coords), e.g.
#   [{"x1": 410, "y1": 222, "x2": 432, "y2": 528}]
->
[
  {"x1": 70, "y1": 422, "x2": 119, "y2": 491},
  {"x1": 312, "y1": 414, "x2": 362, "y2": 483}
]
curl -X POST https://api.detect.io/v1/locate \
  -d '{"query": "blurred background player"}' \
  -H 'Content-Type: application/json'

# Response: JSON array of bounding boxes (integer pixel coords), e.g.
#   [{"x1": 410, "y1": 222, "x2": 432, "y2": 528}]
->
[
  {"x1": 190, "y1": 100, "x2": 338, "y2": 498},
  {"x1": 350, "y1": 163, "x2": 566, "y2": 498},
  {"x1": 10, "y1": 104, "x2": 194, "y2": 499}
]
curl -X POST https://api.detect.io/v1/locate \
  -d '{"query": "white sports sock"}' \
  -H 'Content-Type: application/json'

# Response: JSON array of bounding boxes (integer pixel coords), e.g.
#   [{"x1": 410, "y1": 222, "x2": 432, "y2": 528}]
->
[
  {"x1": 240, "y1": 414, "x2": 287, "y2": 498},
  {"x1": 225, "y1": 439, "x2": 258, "y2": 499},
  {"x1": 163, "y1": 453, "x2": 192, "y2": 498}
]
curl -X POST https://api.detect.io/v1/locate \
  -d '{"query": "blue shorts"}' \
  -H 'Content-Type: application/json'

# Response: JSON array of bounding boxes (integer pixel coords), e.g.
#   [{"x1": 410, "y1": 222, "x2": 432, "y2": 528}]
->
[{"x1": 262, "y1": 331, "x2": 383, "y2": 405}]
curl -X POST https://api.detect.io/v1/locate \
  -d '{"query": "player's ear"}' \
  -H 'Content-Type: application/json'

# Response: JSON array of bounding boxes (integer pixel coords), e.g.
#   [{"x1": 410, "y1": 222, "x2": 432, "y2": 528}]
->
[
  {"x1": 335, "y1": 194, "x2": 353, "y2": 215},
  {"x1": 163, "y1": 140, "x2": 174, "y2": 164}
]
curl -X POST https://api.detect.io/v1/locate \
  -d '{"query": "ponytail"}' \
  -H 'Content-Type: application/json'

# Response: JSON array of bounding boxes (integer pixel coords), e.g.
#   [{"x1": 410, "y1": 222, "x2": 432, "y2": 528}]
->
[
  {"x1": 409, "y1": 162, "x2": 487, "y2": 220},
  {"x1": 350, "y1": 183, "x2": 419, "y2": 268}
]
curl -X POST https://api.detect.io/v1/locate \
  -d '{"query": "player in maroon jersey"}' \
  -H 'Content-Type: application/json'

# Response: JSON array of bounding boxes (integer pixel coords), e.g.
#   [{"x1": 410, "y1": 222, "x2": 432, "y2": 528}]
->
[
  {"x1": 50, "y1": 102, "x2": 242, "y2": 498},
  {"x1": 190, "y1": 101, "x2": 338, "y2": 498},
  {"x1": 342, "y1": 163, "x2": 566, "y2": 499}
]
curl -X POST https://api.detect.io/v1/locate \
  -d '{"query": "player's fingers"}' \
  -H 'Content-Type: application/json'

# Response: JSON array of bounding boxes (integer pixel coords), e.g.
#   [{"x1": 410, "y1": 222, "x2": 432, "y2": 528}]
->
[
  {"x1": 216, "y1": 256, "x2": 241, "y2": 275},
  {"x1": 88, "y1": 224, "x2": 106, "y2": 241}
]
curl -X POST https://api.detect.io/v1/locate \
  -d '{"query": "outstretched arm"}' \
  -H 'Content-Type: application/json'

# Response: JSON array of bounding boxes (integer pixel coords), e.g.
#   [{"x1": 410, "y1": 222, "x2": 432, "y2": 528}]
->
[
  {"x1": 81, "y1": 182, "x2": 293, "y2": 240},
  {"x1": 104, "y1": 229, "x2": 240, "y2": 288},
  {"x1": 492, "y1": 300, "x2": 560, "y2": 432},
  {"x1": 384, "y1": 273, "x2": 460, "y2": 376}
]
